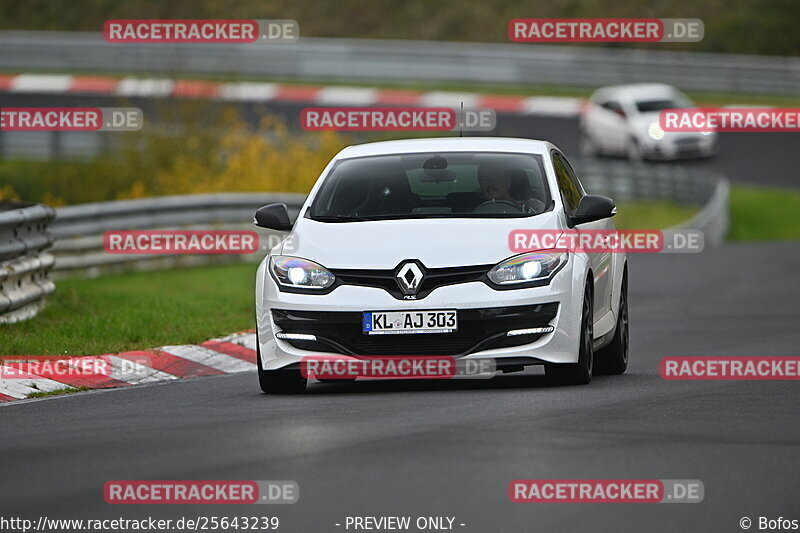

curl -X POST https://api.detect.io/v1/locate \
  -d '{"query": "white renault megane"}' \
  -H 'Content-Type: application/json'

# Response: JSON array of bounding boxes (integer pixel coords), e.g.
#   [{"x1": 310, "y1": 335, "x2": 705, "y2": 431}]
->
[{"x1": 254, "y1": 137, "x2": 628, "y2": 393}]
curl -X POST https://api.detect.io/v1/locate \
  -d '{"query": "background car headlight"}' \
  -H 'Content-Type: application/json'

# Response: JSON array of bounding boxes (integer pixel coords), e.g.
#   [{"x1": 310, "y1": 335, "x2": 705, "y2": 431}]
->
[
  {"x1": 270, "y1": 256, "x2": 335, "y2": 290},
  {"x1": 487, "y1": 251, "x2": 567, "y2": 286},
  {"x1": 648, "y1": 122, "x2": 665, "y2": 140}
]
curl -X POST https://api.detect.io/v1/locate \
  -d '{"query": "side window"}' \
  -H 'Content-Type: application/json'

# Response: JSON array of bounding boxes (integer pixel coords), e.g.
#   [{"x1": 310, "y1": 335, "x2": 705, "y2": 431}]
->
[
  {"x1": 560, "y1": 154, "x2": 585, "y2": 195},
  {"x1": 551, "y1": 152, "x2": 583, "y2": 216},
  {"x1": 600, "y1": 100, "x2": 626, "y2": 118}
]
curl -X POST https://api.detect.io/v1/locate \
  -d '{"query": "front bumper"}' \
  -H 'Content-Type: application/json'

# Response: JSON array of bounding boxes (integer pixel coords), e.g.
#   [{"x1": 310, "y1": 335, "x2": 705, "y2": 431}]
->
[
  {"x1": 271, "y1": 303, "x2": 559, "y2": 356},
  {"x1": 256, "y1": 257, "x2": 586, "y2": 372},
  {"x1": 643, "y1": 134, "x2": 717, "y2": 160}
]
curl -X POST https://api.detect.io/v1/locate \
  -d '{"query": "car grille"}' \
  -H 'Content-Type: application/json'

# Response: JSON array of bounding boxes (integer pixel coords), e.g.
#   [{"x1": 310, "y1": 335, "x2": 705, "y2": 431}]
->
[
  {"x1": 330, "y1": 264, "x2": 491, "y2": 300},
  {"x1": 271, "y1": 303, "x2": 559, "y2": 356}
]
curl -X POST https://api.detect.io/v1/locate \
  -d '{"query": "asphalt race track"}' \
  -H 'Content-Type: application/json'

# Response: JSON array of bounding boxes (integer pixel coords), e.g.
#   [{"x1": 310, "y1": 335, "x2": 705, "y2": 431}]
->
[{"x1": 2, "y1": 242, "x2": 800, "y2": 532}]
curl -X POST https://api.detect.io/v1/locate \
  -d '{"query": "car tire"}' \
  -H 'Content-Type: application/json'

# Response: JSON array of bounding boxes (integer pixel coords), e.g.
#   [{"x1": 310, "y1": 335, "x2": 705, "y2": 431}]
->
[
  {"x1": 579, "y1": 130, "x2": 598, "y2": 157},
  {"x1": 257, "y1": 336, "x2": 307, "y2": 394},
  {"x1": 546, "y1": 283, "x2": 593, "y2": 385},
  {"x1": 595, "y1": 270, "x2": 629, "y2": 375}
]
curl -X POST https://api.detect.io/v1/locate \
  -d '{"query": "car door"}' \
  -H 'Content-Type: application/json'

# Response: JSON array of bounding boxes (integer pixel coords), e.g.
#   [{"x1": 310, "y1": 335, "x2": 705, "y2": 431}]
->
[
  {"x1": 551, "y1": 151, "x2": 613, "y2": 318},
  {"x1": 595, "y1": 99, "x2": 629, "y2": 154}
]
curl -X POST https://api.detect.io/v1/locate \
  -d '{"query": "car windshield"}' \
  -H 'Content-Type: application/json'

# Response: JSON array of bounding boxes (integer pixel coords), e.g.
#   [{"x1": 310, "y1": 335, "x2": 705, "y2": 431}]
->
[
  {"x1": 635, "y1": 95, "x2": 693, "y2": 113},
  {"x1": 309, "y1": 151, "x2": 551, "y2": 221}
]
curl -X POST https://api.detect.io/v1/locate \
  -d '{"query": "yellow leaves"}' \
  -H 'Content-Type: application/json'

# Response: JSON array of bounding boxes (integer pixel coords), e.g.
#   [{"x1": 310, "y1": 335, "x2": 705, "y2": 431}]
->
[
  {"x1": 112, "y1": 104, "x2": 349, "y2": 198},
  {"x1": 0, "y1": 184, "x2": 20, "y2": 202},
  {"x1": 41, "y1": 191, "x2": 65, "y2": 207},
  {"x1": 10, "y1": 103, "x2": 350, "y2": 206}
]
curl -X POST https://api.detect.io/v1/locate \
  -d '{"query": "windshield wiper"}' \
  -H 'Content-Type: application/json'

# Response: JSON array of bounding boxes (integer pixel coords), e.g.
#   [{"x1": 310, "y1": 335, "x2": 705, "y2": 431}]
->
[{"x1": 311, "y1": 214, "x2": 373, "y2": 222}]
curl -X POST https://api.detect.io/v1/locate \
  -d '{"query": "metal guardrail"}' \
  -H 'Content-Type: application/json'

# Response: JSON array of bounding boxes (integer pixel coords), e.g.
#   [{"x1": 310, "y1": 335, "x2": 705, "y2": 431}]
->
[
  {"x1": 0, "y1": 201, "x2": 56, "y2": 323},
  {"x1": 48, "y1": 160, "x2": 728, "y2": 277},
  {"x1": 50, "y1": 193, "x2": 306, "y2": 276},
  {"x1": 574, "y1": 159, "x2": 729, "y2": 246},
  {"x1": 0, "y1": 31, "x2": 798, "y2": 95},
  {"x1": 672, "y1": 179, "x2": 730, "y2": 246}
]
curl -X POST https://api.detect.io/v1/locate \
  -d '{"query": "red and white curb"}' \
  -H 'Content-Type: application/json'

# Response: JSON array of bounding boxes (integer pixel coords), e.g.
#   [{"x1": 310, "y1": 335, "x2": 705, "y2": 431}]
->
[
  {"x1": 0, "y1": 73, "x2": 586, "y2": 117},
  {"x1": 0, "y1": 331, "x2": 258, "y2": 403}
]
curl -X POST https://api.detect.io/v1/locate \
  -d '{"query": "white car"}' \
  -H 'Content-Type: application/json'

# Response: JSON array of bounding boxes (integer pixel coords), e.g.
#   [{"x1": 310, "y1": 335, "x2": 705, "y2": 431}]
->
[
  {"x1": 579, "y1": 83, "x2": 717, "y2": 160},
  {"x1": 254, "y1": 137, "x2": 628, "y2": 393}
]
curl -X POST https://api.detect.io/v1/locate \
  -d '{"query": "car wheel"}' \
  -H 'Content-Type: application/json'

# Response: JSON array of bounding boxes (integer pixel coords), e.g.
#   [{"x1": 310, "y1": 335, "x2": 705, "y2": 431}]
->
[
  {"x1": 257, "y1": 336, "x2": 307, "y2": 394},
  {"x1": 626, "y1": 137, "x2": 643, "y2": 161},
  {"x1": 595, "y1": 271, "x2": 629, "y2": 375},
  {"x1": 579, "y1": 130, "x2": 598, "y2": 157},
  {"x1": 546, "y1": 283, "x2": 593, "y2": 385}
]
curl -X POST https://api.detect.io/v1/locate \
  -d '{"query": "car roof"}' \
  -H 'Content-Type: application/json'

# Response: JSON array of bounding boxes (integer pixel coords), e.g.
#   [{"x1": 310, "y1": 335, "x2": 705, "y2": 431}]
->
[
  {"x1": 335, "y1": 137, "x2": 555, "y2": 160},
  {"x1": 591, "y1": 83, "x2": 677, "y2": 101}
]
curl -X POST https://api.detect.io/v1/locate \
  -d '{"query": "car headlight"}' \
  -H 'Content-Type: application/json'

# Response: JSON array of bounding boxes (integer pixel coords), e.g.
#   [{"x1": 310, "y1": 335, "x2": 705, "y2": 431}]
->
[
  {"x1": 648, "y1": 122, "x2": 665, "y2": 140},
  {"x1": 269, "y1": 256, "x2": 335, "y2": 290},
  {"x1": 487, "y1": 251, "x2": 567, "y2": 287}
]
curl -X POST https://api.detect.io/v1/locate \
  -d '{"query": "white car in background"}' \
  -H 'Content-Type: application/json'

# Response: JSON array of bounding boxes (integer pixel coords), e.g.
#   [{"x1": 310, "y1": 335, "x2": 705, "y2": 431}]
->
[
  {"x1": 253, "y1": 137, "x2": 629, "y2": 394},
  {"x1": 579, "y1": 83, "x2": 717, "y2": 160}
]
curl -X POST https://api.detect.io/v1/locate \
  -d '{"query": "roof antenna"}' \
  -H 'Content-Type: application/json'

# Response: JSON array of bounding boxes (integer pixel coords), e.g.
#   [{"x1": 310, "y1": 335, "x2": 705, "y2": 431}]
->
[{"x1": 459, "y1": 101, "x2": 464, "y2": 137}]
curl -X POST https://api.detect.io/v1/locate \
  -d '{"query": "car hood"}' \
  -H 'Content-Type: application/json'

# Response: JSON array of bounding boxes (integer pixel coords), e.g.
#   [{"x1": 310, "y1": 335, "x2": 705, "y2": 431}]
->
[
  {"x1": 283, "y1": 212, "x2": 562, "y2": 269},
  {"x1": 630, "y1": 112, "x2": 664, "y2": 131}
]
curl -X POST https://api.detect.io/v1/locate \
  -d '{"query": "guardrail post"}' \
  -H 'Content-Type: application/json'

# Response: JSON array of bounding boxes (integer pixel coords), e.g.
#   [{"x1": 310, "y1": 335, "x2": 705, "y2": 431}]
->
[{"x1": 0, "y1": 201, "x2": 57, "y2": 324}]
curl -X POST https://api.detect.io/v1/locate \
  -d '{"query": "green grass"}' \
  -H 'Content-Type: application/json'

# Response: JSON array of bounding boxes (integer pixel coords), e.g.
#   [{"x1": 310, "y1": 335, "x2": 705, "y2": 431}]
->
[
  {"x1": 27, "y1": 386, "x2": 89, "y2": 399},
  {"x1": 0, "y1": 262, "x2": 257, "y2": 355},
  {"x1": 613, "y1": 201, "x2": 697, "y2": 230},
  {"x1": 729, "y1": 185, "x2": 800, "y2": 241}
]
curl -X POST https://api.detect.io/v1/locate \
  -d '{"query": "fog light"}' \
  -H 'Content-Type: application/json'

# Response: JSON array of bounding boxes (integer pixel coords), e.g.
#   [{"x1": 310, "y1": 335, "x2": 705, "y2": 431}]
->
[
  {"x1": 275, "y1": 332, "x2": 317, "y2": 341},
  {"x1": 506, "y1": 326, "x2": 555, "y2": 336}
]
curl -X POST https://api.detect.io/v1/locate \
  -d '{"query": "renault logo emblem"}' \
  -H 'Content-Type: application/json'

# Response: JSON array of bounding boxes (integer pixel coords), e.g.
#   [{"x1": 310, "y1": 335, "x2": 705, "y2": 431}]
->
[{"x1": 395, "y1": 261, "x2": 424, "y2": 295}]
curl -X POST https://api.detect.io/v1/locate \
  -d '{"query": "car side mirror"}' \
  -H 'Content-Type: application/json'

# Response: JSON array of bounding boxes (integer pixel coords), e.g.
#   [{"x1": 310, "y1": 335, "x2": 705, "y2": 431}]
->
[
  {"x1": 571, "y1": 195, "x2": 616, "y2": 225},
  {"x1": 254, "y1": 203, "x2": 292, "y2": 231}
]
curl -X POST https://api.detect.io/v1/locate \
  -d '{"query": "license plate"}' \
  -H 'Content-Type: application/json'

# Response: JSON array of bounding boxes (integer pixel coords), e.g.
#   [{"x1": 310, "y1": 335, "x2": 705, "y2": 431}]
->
[{"x1": 363, "y1": 310, "x2": 457, "y2": 335}]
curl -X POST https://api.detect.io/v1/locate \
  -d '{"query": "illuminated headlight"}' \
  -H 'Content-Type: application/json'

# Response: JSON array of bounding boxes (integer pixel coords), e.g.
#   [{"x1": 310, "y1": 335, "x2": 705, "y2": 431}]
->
[
  {"x1": 648, "y1": 122, "x2": 665, "y2": 140},
  {"x1": 270, "y1": 256, "x2": 335, "y2": 290},
  {"x1": 487, "y1": 252, "x2": 567, "y2": 287}
]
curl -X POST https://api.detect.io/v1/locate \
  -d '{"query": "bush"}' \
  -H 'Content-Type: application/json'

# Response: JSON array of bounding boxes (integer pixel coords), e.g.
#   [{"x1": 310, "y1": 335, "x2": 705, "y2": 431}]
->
[{"x1": 0, "y1": 103, "x2": 349, "y2": 205}]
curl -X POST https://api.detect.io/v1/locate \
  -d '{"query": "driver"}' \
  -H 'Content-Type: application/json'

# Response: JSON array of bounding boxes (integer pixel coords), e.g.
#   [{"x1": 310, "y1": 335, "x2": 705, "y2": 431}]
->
[
  {"x1": 477, "y1": 165, "x2": 545, "y2": 213},
  {"x1": 479, "y1": 173, "x2": 515, "y2": 203}
]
